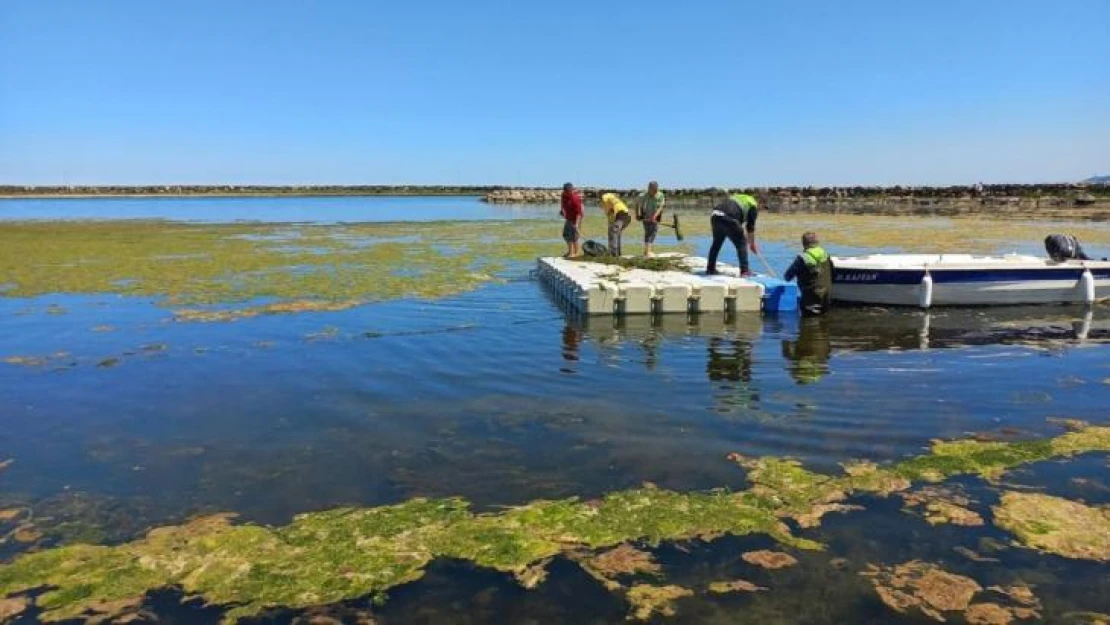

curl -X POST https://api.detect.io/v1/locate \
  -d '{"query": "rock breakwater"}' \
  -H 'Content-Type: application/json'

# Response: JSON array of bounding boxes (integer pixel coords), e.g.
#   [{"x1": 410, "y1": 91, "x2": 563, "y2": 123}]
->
[{"x1": 484, "y1": 185, "x2": 1110, "y2": 219}]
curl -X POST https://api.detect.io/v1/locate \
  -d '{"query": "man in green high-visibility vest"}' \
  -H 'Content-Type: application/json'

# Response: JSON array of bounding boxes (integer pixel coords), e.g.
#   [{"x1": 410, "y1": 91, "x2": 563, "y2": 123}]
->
[
  {"x1": 784, "y1": 231, "x2": 833, "y2": 315},
  {"x1": 706, "y1": 189, "x2": 759, "y2": 276}
]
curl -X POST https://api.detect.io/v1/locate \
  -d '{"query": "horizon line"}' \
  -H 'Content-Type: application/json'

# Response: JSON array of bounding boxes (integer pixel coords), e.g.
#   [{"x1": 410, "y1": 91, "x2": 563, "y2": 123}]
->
[{"x1": 1, "y1": 181, "x2": 1105, "y2": 190}]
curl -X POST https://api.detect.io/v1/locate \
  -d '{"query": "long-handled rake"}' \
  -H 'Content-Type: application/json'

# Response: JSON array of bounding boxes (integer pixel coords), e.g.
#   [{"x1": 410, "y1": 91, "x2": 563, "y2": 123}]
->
[{"x1": 754, "y1": 249, "x2": 779, "y2": 278}]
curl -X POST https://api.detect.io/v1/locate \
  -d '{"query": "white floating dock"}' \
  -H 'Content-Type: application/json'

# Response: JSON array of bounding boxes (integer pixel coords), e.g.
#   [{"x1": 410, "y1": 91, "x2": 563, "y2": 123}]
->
[{"x1": 537, "y1": 255, "x2": 768, "y2": 315}]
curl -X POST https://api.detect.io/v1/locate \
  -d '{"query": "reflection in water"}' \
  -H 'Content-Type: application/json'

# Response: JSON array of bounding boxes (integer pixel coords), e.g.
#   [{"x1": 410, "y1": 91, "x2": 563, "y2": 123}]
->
[
  {"x1": 560, "y1": 324, "x2": 581, "y2": 362},
  {"x1": 781, "y1": 316, "x2": 831, "y2": 384},
  {"x1": 706, "y1": 337, "x2": 752, "y2": 383},
  {"x1": 634, "y1": 321, "x2": 662, "y2": 371},
  {"x1": 816, "y1": 305, "x2": 1108, "y2": 351},
  {"x1": 1075, "y1": 307, "x2": 1093, "y2": 341},
  {"x1": 706, "y1": 335, "x2": 758, "y2": 413},
  {"x1": 572, "y1": 314, "x2": 770, "y2": 413},
  {"x1": 568, "y1": 304, "x2": 1108, "y2": 384}
]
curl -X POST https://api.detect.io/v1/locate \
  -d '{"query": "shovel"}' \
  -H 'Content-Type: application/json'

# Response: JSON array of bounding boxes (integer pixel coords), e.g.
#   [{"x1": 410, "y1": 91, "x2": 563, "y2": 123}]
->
[{"x1": 656, "y1": 214, "x2": 684, "y2": 241}]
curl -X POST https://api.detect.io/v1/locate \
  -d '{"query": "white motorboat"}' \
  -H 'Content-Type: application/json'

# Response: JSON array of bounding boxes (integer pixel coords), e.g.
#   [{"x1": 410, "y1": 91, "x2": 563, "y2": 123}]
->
[{"x1": 830, "y1": 254, "x2": 1110, "y2": 308}]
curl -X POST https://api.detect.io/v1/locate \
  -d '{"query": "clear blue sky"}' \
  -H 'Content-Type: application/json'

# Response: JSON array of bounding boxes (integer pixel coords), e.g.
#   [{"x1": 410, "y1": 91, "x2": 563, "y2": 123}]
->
[{"x1": 1, "y1": 0, "x2": 1107, "y2": 187}]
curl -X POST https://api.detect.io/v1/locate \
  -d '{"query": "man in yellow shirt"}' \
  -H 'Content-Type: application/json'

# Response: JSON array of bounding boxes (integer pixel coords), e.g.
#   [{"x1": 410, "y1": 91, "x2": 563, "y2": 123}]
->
[{"x1": 600, "y1": 192, "x2": 632, "y2": 256}]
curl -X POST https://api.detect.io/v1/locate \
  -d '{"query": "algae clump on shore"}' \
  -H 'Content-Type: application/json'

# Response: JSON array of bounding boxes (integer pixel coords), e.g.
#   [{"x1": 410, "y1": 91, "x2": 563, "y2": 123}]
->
[{"x1": 0, "y1": 424, "x2": 1107, "y2": 622}]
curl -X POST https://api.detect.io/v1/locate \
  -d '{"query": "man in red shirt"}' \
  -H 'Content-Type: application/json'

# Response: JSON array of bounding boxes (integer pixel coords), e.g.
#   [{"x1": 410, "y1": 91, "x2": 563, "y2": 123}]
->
[{"x1": 560, "y1": 182, "x2": 584, "y2": 258}]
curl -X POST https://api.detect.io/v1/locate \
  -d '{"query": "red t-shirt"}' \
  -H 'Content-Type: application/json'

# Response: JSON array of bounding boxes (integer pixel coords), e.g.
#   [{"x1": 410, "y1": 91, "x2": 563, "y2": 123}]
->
[{"x1": 561, "y1": 191, "x2": 583, "y2": 221}]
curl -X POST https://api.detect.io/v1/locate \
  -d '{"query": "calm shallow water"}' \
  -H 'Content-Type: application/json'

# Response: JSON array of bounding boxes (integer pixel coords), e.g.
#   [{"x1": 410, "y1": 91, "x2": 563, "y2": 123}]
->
[
  {"x1": 2, "y1": 289, "x2": 1108, "y2": 518},
  {"x1": 1, "y1": 197, "x2": 1108, "y2": 623}
]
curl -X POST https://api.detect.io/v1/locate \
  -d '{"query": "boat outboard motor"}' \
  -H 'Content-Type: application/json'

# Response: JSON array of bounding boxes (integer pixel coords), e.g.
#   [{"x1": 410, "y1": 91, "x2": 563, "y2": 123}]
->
[{"x1": 1044, "y1": 234, "x2": 1091, "y2": 262}]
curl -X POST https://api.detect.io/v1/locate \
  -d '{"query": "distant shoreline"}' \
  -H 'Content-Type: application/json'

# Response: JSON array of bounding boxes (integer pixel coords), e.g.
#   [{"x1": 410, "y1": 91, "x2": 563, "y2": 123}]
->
[
  {"x1": 482, "y1": 185, "x2": 1110, "y2": 220},
  {"x1": 2, "y1": 185, "x2": 1107, "y2": 220},
  {"x1": 3, "y1": 183, "x2": 1106, "y2": 201},
  {"x1": 0, "y1": 193, "x2": 487, "y2": 200}
]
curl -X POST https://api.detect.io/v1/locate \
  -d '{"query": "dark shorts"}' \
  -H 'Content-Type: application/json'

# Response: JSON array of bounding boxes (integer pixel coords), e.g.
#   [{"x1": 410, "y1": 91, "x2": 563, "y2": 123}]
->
[
  {"x1": 562, "y1": 220, "x2": 579, "y2": 243},
  {"x1": 643, "y1": 220, "x2": 659, "y2": 243}
]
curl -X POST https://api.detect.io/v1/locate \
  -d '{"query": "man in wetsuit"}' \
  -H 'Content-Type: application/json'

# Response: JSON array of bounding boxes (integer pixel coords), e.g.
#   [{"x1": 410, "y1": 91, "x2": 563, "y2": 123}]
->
[
  {"x1": 784, "y1": 231, "x2": 833, "y2": 316},
  {"x1": 706, "y1": 190, "x2": 759, "y2": 276}
]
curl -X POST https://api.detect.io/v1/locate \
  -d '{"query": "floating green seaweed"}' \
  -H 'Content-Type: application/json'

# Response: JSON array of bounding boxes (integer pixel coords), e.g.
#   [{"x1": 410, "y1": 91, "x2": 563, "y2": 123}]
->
[
  {"x1": 899, "y1": 486, "x2": 984, "y2": 527},
  {"x1": 576, "y1": 255, "x2": 690, "y2": 272},
  {"x1": 993, "y1": 492, "x2": 1110, "y2": 561},
  {"x1": 174, "y1": 299, "x2": 364, "y2": 322},
  {"x1": 741, "y1": 550, "x2": 799, "y2": 570},
  {"x1": 625, "y1": 584, "x2": 693, "y2": 621},
  {"x1": 0, "y1": 219, "x2": 642, "y2": 314},
  {"x1": 864, "y1": 562, "x2": 1044, "y2": 624},
  {"x1": 575, "y1": 544, "x2": 661, "y2": 591},
  {"x1": 4, "y1": 215, "x2": 1109, "y2": 318},
  {"x1": 0, "y1": 424, "x2": 1107, "y2": 623},
  {"x1": 706, "y1": 579, "x2": 766, "y2": 594},
  {"x1": 862, "y1": 560, "x2": 983, "y2": 622}
]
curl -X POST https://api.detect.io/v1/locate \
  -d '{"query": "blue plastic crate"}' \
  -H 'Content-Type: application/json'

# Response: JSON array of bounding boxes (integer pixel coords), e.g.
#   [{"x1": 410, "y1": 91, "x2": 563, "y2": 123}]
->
[{"x1": 748, "y1": 276, "x2": 800, "y2": 312}]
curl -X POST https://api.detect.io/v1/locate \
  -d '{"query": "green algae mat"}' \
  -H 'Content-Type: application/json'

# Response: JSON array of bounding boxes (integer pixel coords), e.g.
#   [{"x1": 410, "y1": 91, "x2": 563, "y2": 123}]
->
[
  {"x1": 1, "y1": 422, "x2": 1107, "y2": 623},
  {"x1": 3, "y1": 215, "x2": 1110, "y2": 623},
  {"x1": 3, "y1": 216, "x2": 1109, "y2": 321},
  {"x1": 0, "y1": 220, "x2": 564, "y2": 310}
]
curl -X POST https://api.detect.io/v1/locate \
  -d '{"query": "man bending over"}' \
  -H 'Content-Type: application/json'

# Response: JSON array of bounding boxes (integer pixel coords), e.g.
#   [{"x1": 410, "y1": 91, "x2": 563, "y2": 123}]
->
[{"x1": 706, "y1": 190, "x2": 759, "y2": 276}]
